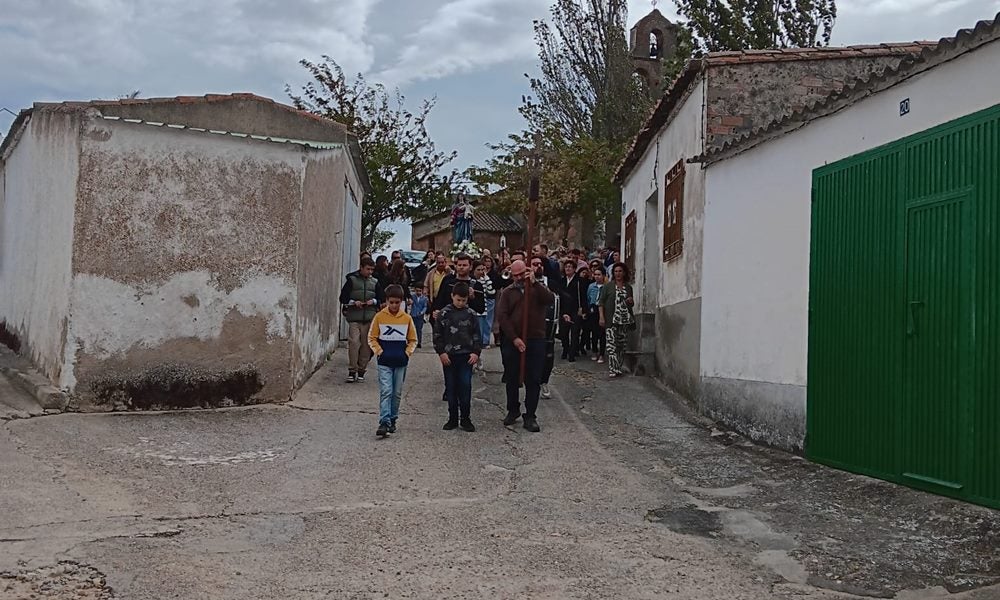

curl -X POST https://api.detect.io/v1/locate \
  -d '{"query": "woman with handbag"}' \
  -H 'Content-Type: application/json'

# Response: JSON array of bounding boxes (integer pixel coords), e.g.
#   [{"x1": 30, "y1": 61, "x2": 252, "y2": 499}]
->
[{"x1": 597, "y1": 262, "x2": 635, "y2": 379}]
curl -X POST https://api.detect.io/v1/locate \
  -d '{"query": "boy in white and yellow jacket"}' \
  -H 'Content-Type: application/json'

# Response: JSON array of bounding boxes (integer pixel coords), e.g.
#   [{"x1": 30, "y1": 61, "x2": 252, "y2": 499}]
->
[{"x1": 368, "y1": 284, "x2": 418, "y2": 437}]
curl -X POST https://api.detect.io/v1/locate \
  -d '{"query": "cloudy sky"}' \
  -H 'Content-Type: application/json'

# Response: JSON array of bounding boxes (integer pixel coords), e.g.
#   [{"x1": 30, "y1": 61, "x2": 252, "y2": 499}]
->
[{"x1": 3, "y1": 0, "x2": 998, "y2": 248}]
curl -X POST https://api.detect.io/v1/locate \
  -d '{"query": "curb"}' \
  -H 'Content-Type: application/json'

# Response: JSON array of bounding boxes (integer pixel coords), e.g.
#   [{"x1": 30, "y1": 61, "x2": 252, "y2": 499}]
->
[{"x1": 0, "y1": 366, "x2": 68, "y2": 411}]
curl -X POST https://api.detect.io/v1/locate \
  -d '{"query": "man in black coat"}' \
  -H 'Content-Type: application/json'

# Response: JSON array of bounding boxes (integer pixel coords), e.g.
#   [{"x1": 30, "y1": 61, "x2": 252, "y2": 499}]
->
[{"x1": 558, "y1": 259, "x2": 588, "y2": 362}]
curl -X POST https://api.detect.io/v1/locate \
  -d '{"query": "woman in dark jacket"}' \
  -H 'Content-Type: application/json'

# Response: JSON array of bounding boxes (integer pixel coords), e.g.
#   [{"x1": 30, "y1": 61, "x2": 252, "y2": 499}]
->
[
  {"x1": 387, "y1": 259, "x2": 412, "y2": 306},
  {"x1": 597, "y1": 262, "x2": 635, "y2": 378}
]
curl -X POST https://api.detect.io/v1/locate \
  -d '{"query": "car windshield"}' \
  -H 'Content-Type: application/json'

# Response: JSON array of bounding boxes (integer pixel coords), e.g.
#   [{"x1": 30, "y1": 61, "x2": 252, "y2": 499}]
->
[{"x1": 400, "y1": 251, "x2": 426, "y2": 264}]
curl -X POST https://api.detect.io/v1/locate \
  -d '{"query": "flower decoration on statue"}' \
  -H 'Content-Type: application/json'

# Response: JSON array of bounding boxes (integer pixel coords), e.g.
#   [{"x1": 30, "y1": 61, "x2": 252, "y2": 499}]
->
[{"x1": 450, "y1": 239, "x2": 483, "y2": 260}]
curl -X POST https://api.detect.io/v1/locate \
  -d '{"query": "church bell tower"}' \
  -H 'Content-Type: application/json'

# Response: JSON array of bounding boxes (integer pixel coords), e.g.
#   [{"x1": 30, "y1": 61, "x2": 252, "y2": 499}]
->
[{"x1": 629, "y1": 6, "x2": 681, "y2": 97}]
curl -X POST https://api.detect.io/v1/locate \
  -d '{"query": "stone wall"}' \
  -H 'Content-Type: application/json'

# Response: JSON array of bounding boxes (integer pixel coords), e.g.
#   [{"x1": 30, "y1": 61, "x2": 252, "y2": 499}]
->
[{"x1": 704, "y1": 55, "x2": 910, "y2": 150}]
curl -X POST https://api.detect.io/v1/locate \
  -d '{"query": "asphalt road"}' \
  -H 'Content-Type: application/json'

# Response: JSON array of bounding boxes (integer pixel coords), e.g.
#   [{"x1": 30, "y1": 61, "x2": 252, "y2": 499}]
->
[{"x1": 1, "y1": 345, "x2": 998, "y2": 599}]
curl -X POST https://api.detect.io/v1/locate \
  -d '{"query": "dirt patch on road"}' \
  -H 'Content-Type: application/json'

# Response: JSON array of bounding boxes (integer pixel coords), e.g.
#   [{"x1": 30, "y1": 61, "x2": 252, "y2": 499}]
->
[{"x1": 1, "y1": 562, "x2": 115, "y2": 599}]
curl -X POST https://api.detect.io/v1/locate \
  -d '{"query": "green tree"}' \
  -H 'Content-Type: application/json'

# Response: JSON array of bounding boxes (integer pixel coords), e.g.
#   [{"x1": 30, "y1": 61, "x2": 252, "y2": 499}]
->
[
  {"x1": 468, "y1": 126, "x2": 620, "y2": 243},
  {"x1": 287, "y1": 58, "x2": 457, "y2": 252},
  {"x1": 471, "y1": 0, "x2": 648, "y2": 245},
  {"x1": 673, "y1": 0, "x2": 837, "y2": 52},
  {"x1": 523, "y1": 0, "x2": 651, "y2": 146}
]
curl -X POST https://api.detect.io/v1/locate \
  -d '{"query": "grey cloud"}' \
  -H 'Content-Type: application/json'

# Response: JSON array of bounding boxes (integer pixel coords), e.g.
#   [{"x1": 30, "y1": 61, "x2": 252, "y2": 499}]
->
[
  {"x1": 0, "y1": 0, "x2": 379, "y2": 104},
  {"x1": 372, "y1": 0, "x2": 549, "y2": 86}
]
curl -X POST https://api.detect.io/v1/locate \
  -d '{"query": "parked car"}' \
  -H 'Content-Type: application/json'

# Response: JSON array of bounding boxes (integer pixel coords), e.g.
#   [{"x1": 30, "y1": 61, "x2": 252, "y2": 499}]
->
[{"x1": 400, "y1": 249, "x2": 431, "y2": 287}]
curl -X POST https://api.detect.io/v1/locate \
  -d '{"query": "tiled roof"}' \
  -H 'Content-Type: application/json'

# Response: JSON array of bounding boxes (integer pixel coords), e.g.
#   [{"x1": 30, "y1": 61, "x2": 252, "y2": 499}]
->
[
  {"x1": 413, "y1": 204, "x2": 524, "y2": 237},
  {"x1": 699, "y1": 43, "x2": 935, "y2": 64},
  {"x1": 613, "y1": 42, "x2": 937, "y2": 183},
  {"x1": 693, "y1": 13, "x2": 1000, "y2": 165},
  {"x1": 96, "y1": 115, "x2": 344, "y2": 149},
  {"x1": 1, "y1": 93, "x2": 372, "y2": 194},
  {"x1": 31, "y1": 93, "x2": 346, "y2": 131},
  {"x1": 474, "y1": 212, "x2": 524, "y2": 233}
]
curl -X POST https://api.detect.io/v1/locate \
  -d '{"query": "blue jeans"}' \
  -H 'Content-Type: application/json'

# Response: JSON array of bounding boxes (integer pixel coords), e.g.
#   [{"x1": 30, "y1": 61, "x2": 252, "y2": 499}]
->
[
  {"x1": 484, "y1": 299, "x2": 496, "y2": 345},
  {"x1": 377, "y1": 365, "x2": 407, "y2": 426},
  {"x1": 479, "y1": 315, "x2": 491, "y2": 348},
  {"x1": 443, "y1": 356, "x2": 474, "y2": 420}
]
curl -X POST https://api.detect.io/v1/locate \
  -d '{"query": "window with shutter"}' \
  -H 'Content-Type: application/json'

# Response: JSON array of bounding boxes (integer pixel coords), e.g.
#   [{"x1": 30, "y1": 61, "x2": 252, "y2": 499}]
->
[{"x1": 663, "y1": 160, "x2": 685, "y2": 262}]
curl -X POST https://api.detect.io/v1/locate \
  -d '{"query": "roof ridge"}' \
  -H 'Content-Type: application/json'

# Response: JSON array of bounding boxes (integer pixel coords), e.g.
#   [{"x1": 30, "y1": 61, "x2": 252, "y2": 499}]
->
[
  {"x1": 32, "y1": 93, "x2": 342, "y2": 129},
  {"x1": 694, "y1": 11, "x2": 1000, "y2": 165},
  {"x1": 614, "y1": 38, "x2": 939, "y2": 182}
]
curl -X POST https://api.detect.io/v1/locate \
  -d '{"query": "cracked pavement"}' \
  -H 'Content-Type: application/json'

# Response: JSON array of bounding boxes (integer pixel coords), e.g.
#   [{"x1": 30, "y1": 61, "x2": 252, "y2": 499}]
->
[{"x1": 2, "y1": 346, "x2": 999, "y2": 599}]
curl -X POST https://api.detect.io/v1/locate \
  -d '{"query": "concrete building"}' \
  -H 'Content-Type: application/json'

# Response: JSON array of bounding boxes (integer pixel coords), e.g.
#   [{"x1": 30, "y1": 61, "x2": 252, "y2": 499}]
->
[
  {"x1": 613, "y1": 43, "x2": 933, "y2": 418},
  {"x1": 0, "y1": 94, "x2": 369, "y2": 408},
  {"x1": 693, "y1": 14, "x2": 1000, "y2": 462},
  {"x1": 411, "y1": 200, "x2": 524, "y2": 255}
]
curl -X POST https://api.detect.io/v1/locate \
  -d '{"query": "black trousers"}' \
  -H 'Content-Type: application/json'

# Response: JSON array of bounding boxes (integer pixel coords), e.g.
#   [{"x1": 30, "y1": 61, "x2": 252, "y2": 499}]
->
[
  {"x1": 584, "y1": 310, "x2": 604, "y2": 355},
  {"x1": 559, "y1": 315, "x2": 583, "y2": 358},
  {"x1": 501, "y1": 339, "x2": 546, "y2": 419}
]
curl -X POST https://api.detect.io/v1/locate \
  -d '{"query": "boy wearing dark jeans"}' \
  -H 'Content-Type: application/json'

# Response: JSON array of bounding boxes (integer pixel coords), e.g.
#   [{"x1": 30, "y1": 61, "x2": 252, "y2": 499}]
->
[
  {"x1": 410, "y1": 285, "x2": 429, "y2": 348},
  {"x1": 433, "y1": 282, "x2": 481, "y2": 432}
]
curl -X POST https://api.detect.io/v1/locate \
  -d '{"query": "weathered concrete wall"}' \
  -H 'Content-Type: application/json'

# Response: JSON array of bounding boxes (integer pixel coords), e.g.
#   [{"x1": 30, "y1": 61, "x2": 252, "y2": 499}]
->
[
  {"x1": 0, "y1": 110, "x2": 79, "y2": 382},
  {"x1": 293, "y1": 150, "x2": 352, "y2": 386},
  {"x1": 704, "y1": 55, "x2": 909, "y2": 151},
  {"x1": 700, "y1": 38, "x2": 1000, "y2": 450},
  {"x1": 65, "y1": 114, "x2": 302, "y2": 401},
  {"x1": 655, "y1": 298, "x2": 701, "y2": 400}
]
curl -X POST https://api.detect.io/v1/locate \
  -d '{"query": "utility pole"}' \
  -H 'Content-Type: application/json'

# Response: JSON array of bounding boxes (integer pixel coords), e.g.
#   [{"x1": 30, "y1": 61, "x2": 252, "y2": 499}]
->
[{"x1": 520, "y1": 135, "x2": 543, "y2": 384}]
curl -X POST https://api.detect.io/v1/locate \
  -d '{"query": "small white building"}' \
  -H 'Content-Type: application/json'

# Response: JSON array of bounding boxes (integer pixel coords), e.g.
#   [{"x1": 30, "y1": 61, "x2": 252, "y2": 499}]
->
[
  {"x1": 0, "y1": 94, "x2": 368, "y2": 408},
  {"x1": 614, "y1": 42, "x2": 929, "y2": 399},
  {"x1": 696, "y1": 13, "x2": 1000, "y2": 462}
]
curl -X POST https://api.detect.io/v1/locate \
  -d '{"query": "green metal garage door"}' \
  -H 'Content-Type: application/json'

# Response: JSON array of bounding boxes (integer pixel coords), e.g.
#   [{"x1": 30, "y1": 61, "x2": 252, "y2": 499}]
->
[{"x1": 808, "y1": 103, "x2": 1000, "y2": 508}]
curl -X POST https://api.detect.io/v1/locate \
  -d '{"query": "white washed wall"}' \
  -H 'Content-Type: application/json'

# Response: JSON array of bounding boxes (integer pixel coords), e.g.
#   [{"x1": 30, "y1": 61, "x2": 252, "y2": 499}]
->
[
  {"x1": 701, "y1": 40, "x2": 1000, "y2": 387},
  {"x1": 0, "y1": 112, "x2": 79, "y2": 381},
  {"x1": 620, "y1": 78, "x2": 707, "y2": 312}
]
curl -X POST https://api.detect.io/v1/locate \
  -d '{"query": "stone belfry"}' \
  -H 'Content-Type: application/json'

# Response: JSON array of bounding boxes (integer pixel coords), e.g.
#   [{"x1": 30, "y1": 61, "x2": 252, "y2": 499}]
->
[{"x1": 629, "y1": 4, "x2": 681, "y2": 96}]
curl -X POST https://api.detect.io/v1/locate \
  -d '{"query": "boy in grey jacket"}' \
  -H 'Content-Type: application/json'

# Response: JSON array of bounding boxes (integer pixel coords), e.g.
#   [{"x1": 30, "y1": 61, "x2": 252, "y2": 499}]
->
[{"x1": 433, "y1": 282, "x2": 482, "y2": 432}]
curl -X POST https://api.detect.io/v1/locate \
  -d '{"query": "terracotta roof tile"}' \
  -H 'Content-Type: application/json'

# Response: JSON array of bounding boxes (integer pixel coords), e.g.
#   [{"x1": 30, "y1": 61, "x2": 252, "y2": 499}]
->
[
  {"x1": 694, "y1": 12, "x2": 999, "y2": 166},
  {"x1": 613, "y1": 41, "x2": 935, "y2": 183}
]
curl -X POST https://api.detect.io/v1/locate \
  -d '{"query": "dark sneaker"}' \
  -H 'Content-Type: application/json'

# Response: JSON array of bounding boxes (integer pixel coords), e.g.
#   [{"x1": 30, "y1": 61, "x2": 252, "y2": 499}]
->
[
  {"x1": 460, "y1": 418, "x2": 476, "y2": 432},
  {"x1": 376, "y1": 423, "x2": 389, "y2": 437},
  {"x1": 346, "y1": 372, "x2": 357, "y2": 383},
  {"x1": 523, "y1": 417, "x2": 541, "y2": 433},
  {"x1": 388, "y1": 420, "x2": 397, "y2": 434},
  {"x1": 356, "y1": 371, "x2": 366, "y2": 382},
  {"x1": 503, "y1": 412, "x2": 520, "y2": 426},
  {"x1": 568, "y1": 356, "x2": 576, "y2": 363},
  {"x1": 443, "y1": 419, "x2": 459, "y2": 430}
]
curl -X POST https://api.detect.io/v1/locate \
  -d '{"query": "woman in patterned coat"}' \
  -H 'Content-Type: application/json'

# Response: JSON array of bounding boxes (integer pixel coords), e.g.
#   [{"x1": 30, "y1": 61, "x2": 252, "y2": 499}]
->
[{"x1": 597, "y1": 262, "x2": 635, "y2": 378}]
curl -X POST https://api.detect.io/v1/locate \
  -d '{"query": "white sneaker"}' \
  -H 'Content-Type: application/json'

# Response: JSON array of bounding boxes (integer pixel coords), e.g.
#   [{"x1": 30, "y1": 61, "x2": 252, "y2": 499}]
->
[{"x1": 541, "y1": 384, "x2": 552, "y2": 399}]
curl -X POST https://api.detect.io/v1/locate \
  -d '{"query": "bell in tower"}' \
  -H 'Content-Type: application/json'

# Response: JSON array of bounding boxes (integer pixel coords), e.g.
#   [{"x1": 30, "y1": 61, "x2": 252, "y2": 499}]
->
[{"x1": 629, "y1": 5, "x2": 680, "y2": 97}]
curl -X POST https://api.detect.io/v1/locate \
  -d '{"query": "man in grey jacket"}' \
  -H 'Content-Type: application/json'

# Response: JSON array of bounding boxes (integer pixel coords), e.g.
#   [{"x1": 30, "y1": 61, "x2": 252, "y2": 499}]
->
[{"x1": 339, "y1": 257, "x2": 385, "y2": 383}]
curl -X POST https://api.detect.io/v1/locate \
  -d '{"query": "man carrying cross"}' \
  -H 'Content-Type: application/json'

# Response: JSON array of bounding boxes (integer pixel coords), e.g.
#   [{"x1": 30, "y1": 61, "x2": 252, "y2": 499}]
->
[{"x1": 495, "y1": 259, "x2": 555, "y2": 432}]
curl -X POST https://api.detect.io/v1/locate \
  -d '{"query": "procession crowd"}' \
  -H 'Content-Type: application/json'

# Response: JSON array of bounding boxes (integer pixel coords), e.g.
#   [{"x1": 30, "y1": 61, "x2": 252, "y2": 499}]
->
[{"x1": 337, "y1": 245, "x2": 636, "y2": 438}]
